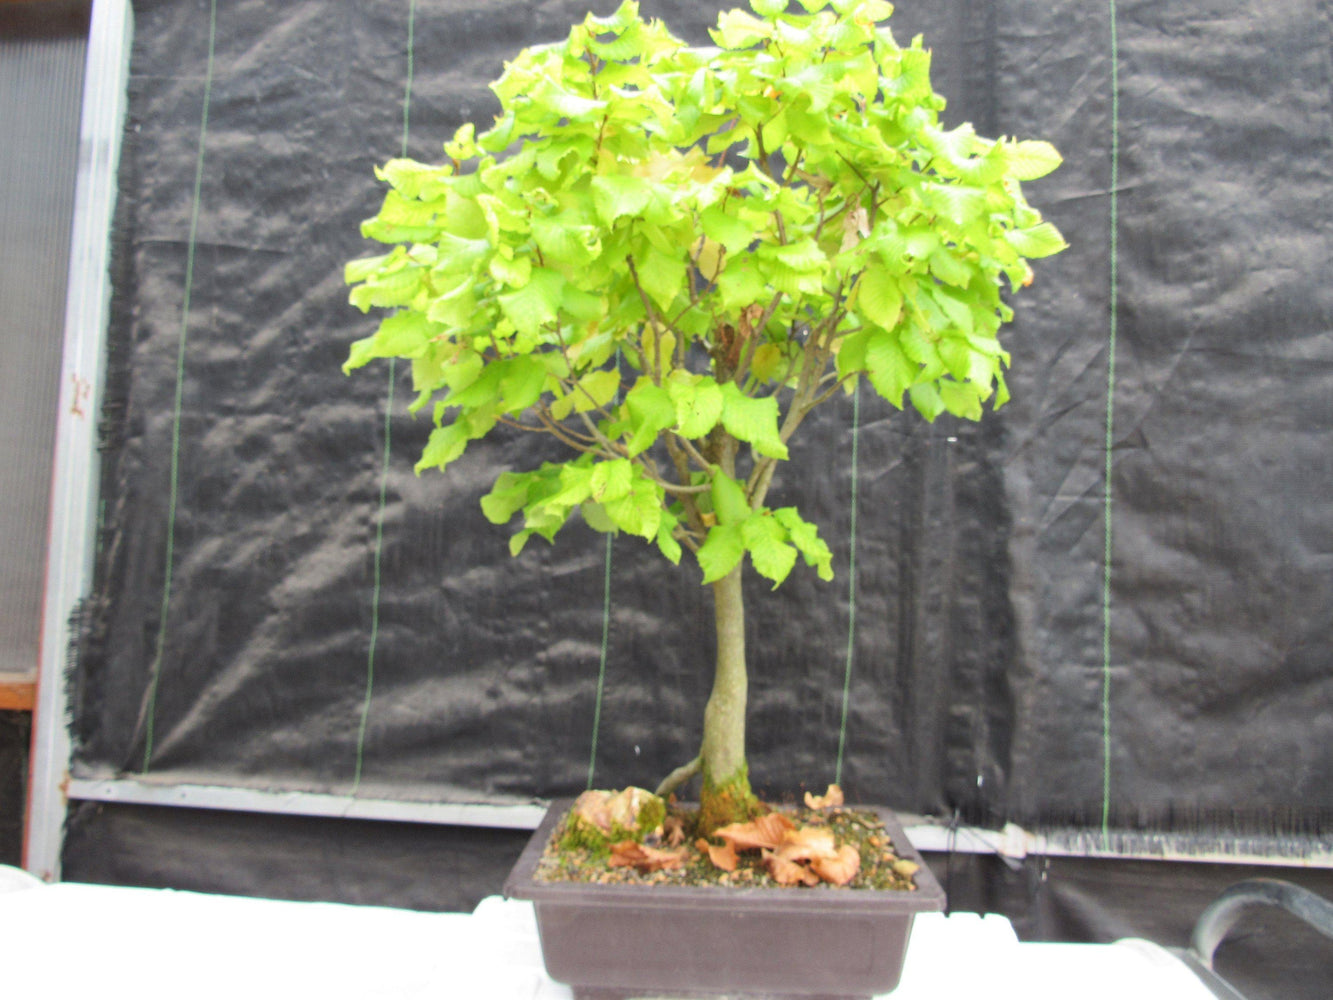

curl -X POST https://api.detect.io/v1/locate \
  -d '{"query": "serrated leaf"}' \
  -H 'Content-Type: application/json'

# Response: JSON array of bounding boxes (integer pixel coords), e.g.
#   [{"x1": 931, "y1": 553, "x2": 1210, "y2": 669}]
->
[
  {"x1": 498, "y1": 356, "x2": 550, "y2": 413},
  {"x1": 925, "y1": 183, "x2": 987, "y2": 225},
  {"x1": 345, "y1": 252, "x2": 393, "y2": 285},
  {"x1": 710, "y1": 471, "x2": 751, "y2": 525},
  {"x1": 481, "y1": 471, "x2": 532, "y2": 524},
  {"x1": 909, "y1": 381, "x2": 946, "y2": 422},
  {"x1": 938, "y1": 379, "x2": 985, "y2": 420},
  {"x1": 581, "y1": 500, "x2": 617, "y2": 533},
  {"x1": 864, "y1": 329, "x2": 914, "y2": 407},
  {"x1": 668, "y1": 374, "x2": 724, "y2": 438},
  {"x1": 742, "y1": 514, "x2": 797, "y2": 587},
  {"x1": 415, "y1": 423, "x2": 470, "y2": 472},
  {"x1": 857, "y1": 268, "x2": 903, "y2": 329},
  {"x1": 712, "y1": 9, "x2": 770, "y2": 49},
  {"x1": 1005, "y1": 139, "x2": 1063, "y2": 181},
  {"x1": 1004, "y1": 222, "x2": 1067, "y2": 259},
  {"x1": 622, "y1": 378, "x2": 677, "y2": 456},
  {"x1": 701, "y1": 206, "x2": 754, "y2": 253},
  {"x1": 636, "y1": 244, "x2": 689, "y2": 310},
  {"x1": 604, "y1": 482, "x2": 662, "y2": 540},
  {"x1": 698, "y1": 523, "x2": 745, "y2": 584},
  {"x1": 656, "y1": 521, "x2": 682, "y2": 564},
  {"x1": 591, "y1": 174, "x2": 655, "y2": 226},
  {"x1": 773, "y1": 507, "x2": 833, "y2": 581},
  {"x1": 720, "y1": 383, "x2": 788, "y2": 460},
  {"x1": 590, "y1": 458, "x2": 633, "y2": 502},
  {"x1": 498, "y1": 267, "x2": 565, "y2": 335},
  {"x1": 488, "y1": 250, "x2": 532, "y2": 288}
]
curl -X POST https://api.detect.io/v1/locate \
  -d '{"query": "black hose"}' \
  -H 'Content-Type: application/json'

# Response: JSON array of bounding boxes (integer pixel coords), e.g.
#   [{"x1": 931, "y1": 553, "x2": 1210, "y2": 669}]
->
[{"x1": 1190, "y1": 877, "x2": 1333, "y2": 968}]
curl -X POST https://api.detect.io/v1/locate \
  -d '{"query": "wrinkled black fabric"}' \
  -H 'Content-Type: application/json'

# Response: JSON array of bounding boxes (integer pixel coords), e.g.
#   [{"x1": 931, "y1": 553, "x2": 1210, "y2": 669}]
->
[{"x1": 71, "y1": 0, "x2": 1332, "y2": 843}]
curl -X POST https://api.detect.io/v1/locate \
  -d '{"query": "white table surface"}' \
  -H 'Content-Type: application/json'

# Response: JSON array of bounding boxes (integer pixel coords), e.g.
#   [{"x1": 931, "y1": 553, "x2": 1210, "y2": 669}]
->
[{"x1": 0, "y1": 866, "x2": 1215, "y2": 999}]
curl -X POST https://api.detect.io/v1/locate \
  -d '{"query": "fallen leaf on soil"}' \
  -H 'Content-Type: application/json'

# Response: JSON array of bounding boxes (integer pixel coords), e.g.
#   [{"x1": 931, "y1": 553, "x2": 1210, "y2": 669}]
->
[
  {"x1": 697, "y1": 837, "x2": 739, "y2": 872},
  {"x1": 763, "y1": 848, "x2": 821, "y2": 886},
  {"x1": 662, "y1": 814, "x2": 686, "y2": 847},
  {"x1": 713, "y1": 812, "x2": 796, "y2": 852},
  {"x1": 804, "y1": 784, "x2": 845, "y2": 810},
  {"x1": 809, "y1": 844, "x2": 861, "y2": 886},
  {"x1": 608, "y1": 840, "x2": 687, "y2": 873},
  {"x1": 772, "y1": 825, "x2": 837, "y2": 863}
]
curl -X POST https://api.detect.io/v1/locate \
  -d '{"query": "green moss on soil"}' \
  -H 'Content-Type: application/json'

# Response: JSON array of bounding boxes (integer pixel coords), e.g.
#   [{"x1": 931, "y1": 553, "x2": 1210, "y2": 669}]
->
[
  {"x1": 557, "y1": 791, "x2": 668, "y2": 854},
  {"x1": 697, "y1": 763, "x2": 764, "y2": 836}
]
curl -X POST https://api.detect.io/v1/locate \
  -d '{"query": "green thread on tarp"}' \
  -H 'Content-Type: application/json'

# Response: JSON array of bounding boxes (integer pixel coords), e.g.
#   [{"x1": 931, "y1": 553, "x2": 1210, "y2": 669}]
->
[
  {"x1": 835, "y1": 381, "x2": 861, "y2": 786},
  {"x1": 1101, "y1": 0, "x2": 1121, "y2": 847},
  {"x1": 142, "y1": 0, "x2": 216, "y2": 773},
  {"x1": 587, "y1": 532, "x2": 614, "y2": 789},
  {"x1": 586, "y1": 351, "x2": 622, "y2": 789},
  {"x1": 352, "y1": 0, "x2": 416, "y2": 794}
]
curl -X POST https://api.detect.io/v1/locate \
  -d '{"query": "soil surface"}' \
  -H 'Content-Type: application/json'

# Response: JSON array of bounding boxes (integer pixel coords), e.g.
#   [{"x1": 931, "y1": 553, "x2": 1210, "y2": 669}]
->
[{"x1": 533, "y1": 801, "x2": 924, "y2": 893}]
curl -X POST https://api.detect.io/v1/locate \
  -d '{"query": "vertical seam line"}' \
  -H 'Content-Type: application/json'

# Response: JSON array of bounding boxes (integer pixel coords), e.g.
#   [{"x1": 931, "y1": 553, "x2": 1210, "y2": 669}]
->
[{"x1": 142, "y1": 0, "x2": 217, "y2": 772}]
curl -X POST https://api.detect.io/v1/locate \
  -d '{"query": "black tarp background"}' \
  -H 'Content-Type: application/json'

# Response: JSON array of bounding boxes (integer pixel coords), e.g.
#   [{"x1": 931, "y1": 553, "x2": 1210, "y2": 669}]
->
[{"x1": 57, "y1": 0, "x2": 1333, "y2": 990}]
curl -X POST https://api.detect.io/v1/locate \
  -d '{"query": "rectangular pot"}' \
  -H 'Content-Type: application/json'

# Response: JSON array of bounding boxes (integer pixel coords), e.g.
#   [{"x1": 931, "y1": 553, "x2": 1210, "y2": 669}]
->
[{"x1": 504, "y1": 799, "x2": 946, "y2": 1000}]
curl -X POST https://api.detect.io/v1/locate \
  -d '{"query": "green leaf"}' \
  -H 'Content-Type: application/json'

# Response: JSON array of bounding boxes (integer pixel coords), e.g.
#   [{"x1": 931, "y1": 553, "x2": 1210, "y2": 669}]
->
[
  {"x1": 773, "y1": 507, "x2": 833, "y2": 581},
  {"x1": 656, "y1": 521, "x2": 682, "y2": 564},
  {"x1": 591, "y1": 174, "x2": 655, "y2": 226},
  {"x1": 415, "y1": 422, "x2": 470, "y2": 472},
  {"x1": 697, "y1": 522, "x2": 745, "y2": 584},
  {"x1": 345, "y1": 252, "x2": 393, "y2": 285},
  {"x1": 636, "y1": 244, "x2": 689, "y2": 311},
  {"x1": 603, "y1": 480, "x2": 662, "y2": 540},
  {"x1": 864, "y1": 329, "x2": 915, "y2": 407},
  {"x1": 1005, "y1": 222, "x2": 1068, "y2": 259},
  {"x1": 749, "y1": 0, "x2": 788, "y2": 16},
  {"x1": 857, "y1": 267, "x2": 903, "y2": 329},
  {"x1": 667, "y1": 373, "x2": 724, "y2": 438},
  {"x1": 590, "y1": 458, "x2": 633, "y2": 502},
  {"x1": 581, "y1": 500, "x2": 617, "y2": 534},
  {"x1": 701, "y1": 206, "x2": 754, "y2": 253},
  {"x1": 573, "y1": 368, "x2": 621, "y2": 413},
  {"x1": 712, "y1": 9, "x2": 770, "y2": 49},
  {"x1": 938, "y1": 379, "x2": 985, "y2": 420},
  {"x1": 908, "y1": 381, "x2": 946, "y2": 422},
  {"x1": 481, "y1": 471, "x2": 532, "y2": 524},
  {"x1": 488, "y1": 250, "x2": 532, "y2": 288},
  {"x1": 1005, "y1": 139, "x2": 1063, "y2": 181},
  {"x1": 710, "y1": 471, "x2": 751, "y2": 525},
  {"x1": 742, "y1": 513, "x2": 797, "y2": 587},
  {"x1": 720, "y1": 383, "x2": 788, "y2": 460},
  {"x1": 622, "y1": 378, "x2": 677, "y2": 456},
  {"x1": 924, "y1": 183, "x2": 986, "y2": 225},
  {"x1": 498, "y1": 267, "x2": 565, "y2": 335}
]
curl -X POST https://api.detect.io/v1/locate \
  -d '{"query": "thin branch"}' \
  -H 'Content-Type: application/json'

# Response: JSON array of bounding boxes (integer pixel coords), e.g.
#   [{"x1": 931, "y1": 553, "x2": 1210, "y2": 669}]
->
[{"x1": 655, "y1": 754, "x2": 702, "y2": 798}]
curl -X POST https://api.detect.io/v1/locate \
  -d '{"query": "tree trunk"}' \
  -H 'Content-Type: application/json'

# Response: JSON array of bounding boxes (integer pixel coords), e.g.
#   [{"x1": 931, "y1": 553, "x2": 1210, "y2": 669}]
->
[{"x1": 698, "y1": 562, "x2": 761, "y2": 833}]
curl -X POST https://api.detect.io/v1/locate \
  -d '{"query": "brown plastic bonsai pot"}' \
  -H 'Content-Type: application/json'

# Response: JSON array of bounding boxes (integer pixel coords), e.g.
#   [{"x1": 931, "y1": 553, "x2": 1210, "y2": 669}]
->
[{"x1": 504, "y1": 799, "x2": 946, "y2": 999}]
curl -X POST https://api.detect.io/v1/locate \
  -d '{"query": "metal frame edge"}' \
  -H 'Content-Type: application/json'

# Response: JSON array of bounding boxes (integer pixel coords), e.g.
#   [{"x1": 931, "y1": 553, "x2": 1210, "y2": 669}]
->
[{"x1": 26, "y1": 0, "x2": 134, "y2": 882}]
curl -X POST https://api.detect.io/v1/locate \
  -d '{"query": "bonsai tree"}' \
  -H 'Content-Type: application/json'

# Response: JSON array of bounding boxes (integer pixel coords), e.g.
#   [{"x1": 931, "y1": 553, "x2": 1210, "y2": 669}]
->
[{"x1": 345, "y1": 0, "x2": 1065, "y2": 832}]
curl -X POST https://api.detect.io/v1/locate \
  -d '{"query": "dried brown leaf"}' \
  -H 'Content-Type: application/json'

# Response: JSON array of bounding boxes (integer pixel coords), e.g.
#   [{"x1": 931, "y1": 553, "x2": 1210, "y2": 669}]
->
[
  {"x1": 803, "y1": 784, "x2": 845, "y2": 810},
  {"x1": 662, "y1": 814, "x2": 686, "y2": 848},
  {"x1": 774, "y1": 825, "x2": 838, "y2": 863},
  {"x1": 608, "y1": 840, "x2": 687, "y2": 873},
  {"x1": 714, "y1": 812, "x2": 796, "y2": 852},
  {"x1": 762, "y1": 848, "x2": 821, "y2": 887},
  {"x1": 702, "y1": 839, "x2": 739, "y2": 872},
  {"x1": 810, "y1": 844, "x2": 861, "y2": 886}
]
